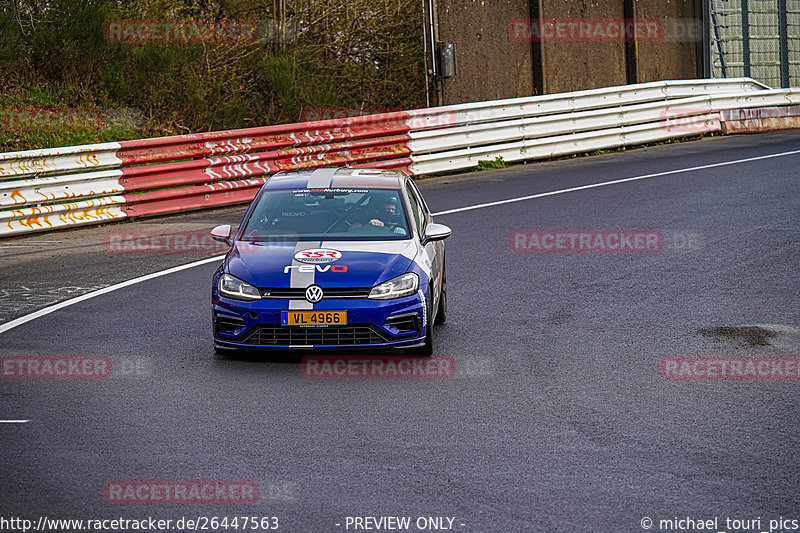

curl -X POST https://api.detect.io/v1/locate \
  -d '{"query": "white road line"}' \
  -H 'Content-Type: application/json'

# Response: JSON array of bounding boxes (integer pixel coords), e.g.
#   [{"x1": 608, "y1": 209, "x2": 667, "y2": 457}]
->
[
  {"x1": 1, "y1": 242, "x2": 63, "y2": 247},
  {"x1": 432, "y1": 148, "x2": 800, "y2": 216},
  {"x1": 0, "y1": 255, "x2": 224, "y2": 335},
  {"x1": 0, "y1": 420, "x2": 30, "y2": 424},
  {"x1": 1, "y1": 147, "x2": 798, "y2": 336}
]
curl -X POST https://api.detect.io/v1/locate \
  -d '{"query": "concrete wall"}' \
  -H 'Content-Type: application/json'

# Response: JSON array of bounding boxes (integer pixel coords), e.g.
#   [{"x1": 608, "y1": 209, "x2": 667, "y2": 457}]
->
[
  {"x1": 433, "y1": 0, "x2": 533, "y2": 105},
  {"x1": 636, "y1": 0, "x2": 698, "y2": 82},
  {"x1": 539, "y1": 0, "x2": 627, "y2": 94},
  {"x1": 433, "y1": 0, "x2": 699, "y2": 103}
]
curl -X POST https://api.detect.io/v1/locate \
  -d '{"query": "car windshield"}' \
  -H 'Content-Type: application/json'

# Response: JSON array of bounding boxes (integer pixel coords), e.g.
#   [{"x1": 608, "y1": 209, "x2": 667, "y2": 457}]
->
[{"x1": 239, "y1": 187, "x2": 412, "y2": 241}]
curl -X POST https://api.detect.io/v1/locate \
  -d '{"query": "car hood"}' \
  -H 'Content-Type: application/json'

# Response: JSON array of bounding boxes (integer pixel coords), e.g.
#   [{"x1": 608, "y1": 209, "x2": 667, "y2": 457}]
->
[{"x1": 225, "y1": 240, "x2": 418, "y2": 288}]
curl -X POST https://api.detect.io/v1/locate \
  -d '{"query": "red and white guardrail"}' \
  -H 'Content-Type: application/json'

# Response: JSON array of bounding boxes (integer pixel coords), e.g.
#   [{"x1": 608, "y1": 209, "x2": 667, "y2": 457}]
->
[{"x1": 1, "y1": 77, "x2": 798, "y2": 236}]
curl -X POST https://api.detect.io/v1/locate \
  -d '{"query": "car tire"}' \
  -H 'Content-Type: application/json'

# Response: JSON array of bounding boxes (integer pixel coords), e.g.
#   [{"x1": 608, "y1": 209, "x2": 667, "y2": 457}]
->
[
  {"x1": 434, "y1": 266, "x2": 447, "y2": 325},
  {"x1": 408, "y1": 289, "x2": 434, "y2": 356}
]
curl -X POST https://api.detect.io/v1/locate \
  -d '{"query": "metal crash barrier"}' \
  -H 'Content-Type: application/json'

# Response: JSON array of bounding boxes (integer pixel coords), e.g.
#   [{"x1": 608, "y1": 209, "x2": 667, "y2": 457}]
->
[{"x1": 2, "y1": 78, "x2": 798, "y2": 236}]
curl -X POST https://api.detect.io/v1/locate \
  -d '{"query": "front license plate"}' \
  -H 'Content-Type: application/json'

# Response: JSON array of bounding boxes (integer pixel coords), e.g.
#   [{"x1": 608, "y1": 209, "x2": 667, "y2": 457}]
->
[{"x1": 282, "y1": 310, "x2": 347, "y2": 326}]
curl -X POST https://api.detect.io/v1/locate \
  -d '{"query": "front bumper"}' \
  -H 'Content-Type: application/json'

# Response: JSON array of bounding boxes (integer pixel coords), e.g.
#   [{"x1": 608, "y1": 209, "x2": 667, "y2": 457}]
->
[{"x1": 213, "y1": 292, "x2": 426, "y2": 350}]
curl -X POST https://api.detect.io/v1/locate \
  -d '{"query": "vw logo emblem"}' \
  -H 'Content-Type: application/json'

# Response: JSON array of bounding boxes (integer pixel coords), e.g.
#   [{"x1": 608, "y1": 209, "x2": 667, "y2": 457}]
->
[{"x1": 305, "y1": 285, "x2": 324, "y2": 303}]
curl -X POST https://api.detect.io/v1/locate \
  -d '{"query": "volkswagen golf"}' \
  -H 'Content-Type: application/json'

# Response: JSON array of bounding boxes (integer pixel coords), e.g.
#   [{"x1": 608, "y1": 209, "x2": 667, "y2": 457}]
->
[{"x1": 210, "y1": 167, "x2": 450, "y2": 355}]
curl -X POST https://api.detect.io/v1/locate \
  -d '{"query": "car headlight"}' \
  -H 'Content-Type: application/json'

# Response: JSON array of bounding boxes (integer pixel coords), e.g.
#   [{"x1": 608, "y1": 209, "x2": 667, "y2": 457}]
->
[
  {"x1": 219, "y1": 274, "x2": 261, "y2": 300},
  {"x1": 368, "y1": 273, "x2": 418, "y2": 300}
]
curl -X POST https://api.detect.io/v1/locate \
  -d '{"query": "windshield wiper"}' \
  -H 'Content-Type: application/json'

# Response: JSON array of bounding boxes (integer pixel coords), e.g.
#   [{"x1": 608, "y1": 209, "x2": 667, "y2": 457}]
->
[{"x1": 322, "y1": 194, "x2": 370, "y2": 233}]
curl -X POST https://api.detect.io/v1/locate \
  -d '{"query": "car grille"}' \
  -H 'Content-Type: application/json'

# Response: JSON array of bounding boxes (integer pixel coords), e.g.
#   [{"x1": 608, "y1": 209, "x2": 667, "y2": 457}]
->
[
  {"x1": 243, "y1": 324, "x2": 391, "y2": 346},
  {"x1": 259, "y1": 287, "x2": 372, "y2": 299}
]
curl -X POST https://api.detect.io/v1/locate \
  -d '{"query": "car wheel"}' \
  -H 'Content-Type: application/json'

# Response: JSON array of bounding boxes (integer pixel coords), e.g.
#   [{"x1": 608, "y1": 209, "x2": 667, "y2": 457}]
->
[
  {"x1": 408, "y1": 289, "x2": 434, "y2": 356},
  {"x1": 434, "y1": 266, "x2": 447, "y2": 325}
]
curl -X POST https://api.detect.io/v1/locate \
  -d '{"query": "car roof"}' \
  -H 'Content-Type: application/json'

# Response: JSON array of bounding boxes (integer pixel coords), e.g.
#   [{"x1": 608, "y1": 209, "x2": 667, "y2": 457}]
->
[{"x1": 263, "y1": 167, "x2": 406, "y2": 190}]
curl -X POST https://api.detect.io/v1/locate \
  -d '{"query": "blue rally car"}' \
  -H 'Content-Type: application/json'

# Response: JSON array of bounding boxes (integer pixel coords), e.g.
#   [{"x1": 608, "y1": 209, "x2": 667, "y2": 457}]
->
[{"x1": 210, "y1": 167, "x2": 451, "y2": 355}]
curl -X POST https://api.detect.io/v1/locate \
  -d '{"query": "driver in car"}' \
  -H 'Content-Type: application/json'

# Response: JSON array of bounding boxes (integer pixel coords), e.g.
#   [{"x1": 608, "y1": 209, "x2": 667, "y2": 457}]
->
[{"x1": 350, "y1": 193, "x2": 406, "y2": 234}]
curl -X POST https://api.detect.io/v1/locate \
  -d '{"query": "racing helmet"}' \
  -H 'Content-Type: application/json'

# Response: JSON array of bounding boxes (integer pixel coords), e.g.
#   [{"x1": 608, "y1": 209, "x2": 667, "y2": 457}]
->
[{"x1": 370, "y1": 190, "x2": 401, "y2": 223}]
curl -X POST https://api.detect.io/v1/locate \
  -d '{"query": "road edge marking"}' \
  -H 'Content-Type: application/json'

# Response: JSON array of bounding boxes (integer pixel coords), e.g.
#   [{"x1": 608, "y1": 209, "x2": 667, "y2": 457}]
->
[
  {"x1": 433, "y1": 148, "x2": 800, "y2": 216},
  {"x1": 0, "y1": 255, "x2": 225, "y2": 335}
]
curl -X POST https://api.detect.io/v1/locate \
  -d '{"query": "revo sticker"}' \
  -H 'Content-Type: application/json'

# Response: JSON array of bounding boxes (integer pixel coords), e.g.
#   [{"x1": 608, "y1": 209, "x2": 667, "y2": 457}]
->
[
  {"x1": 294, "y1": 249, "x2": 342, "y2": 263},
  {"x1": 284, "y1": 265, "x2": 348, "y2": 274}
]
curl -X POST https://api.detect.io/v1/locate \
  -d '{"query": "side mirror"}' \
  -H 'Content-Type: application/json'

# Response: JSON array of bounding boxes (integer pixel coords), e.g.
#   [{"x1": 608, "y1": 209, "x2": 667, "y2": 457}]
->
[
  {"x1": 422, "y1": 223, "x2": 451, "y2": 244},
  {"x1": 210, "y1": 224, "x2": 232, "y2": 245}
]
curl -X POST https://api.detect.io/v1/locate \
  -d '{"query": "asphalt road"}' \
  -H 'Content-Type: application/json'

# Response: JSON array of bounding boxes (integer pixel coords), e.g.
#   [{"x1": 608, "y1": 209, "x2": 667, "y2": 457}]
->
[{"x1": 1, "y1": 132, "x2": 799, "y2": 532}]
